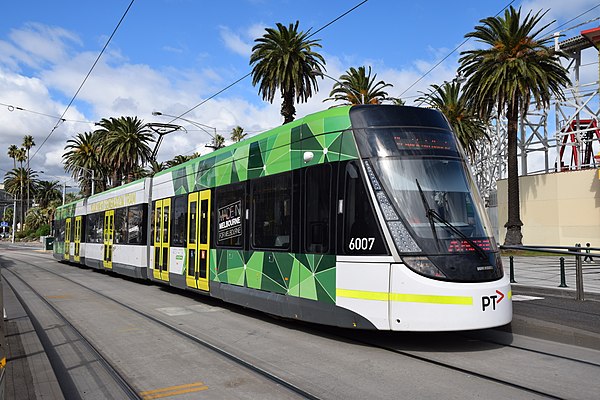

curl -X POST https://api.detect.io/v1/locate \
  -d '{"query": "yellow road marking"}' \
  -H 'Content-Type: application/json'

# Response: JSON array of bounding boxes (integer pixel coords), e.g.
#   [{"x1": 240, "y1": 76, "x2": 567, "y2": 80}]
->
[{"x1": 140, "y1": 382, "x2": 208, "y2": 399}]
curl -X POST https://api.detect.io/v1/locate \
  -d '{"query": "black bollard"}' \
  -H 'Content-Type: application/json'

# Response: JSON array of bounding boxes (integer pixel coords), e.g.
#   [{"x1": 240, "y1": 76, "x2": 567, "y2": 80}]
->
[
  {"x1": 509, "y1": 255, "x2": 516, "y2": 283},
  {"x1": 559, "y1": 257, "x2": 568, "y2": 287}
]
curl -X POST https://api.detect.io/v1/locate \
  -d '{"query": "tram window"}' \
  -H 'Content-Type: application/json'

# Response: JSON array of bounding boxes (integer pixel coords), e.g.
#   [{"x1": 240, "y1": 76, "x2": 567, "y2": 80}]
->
[
  {"x1": 252, "y1": 173, "x2": 291, "y2": 250},
  {"x1": 57, "y1": 220, "x2": 65, "y2": 241},
  {"x1": 304, "y1": 164, "x2": 331, "y2": 253},
  {"x1": 216, "y1": 182, "x2": 245, "y2": 248},
  {"x1": 86, "y1": 212, "x2": 104, "y2": 243},
  {"x1": 127, "y1": 205, "x2": 145, "y2": 245},
  {"x1": 114, "y1": 208, "x2": 127, "y2": 244},
  {"x1": 342, "y1": 161, "x2": 387, "y2": 255},
  {"x1": 162, "y1": 205, "x2": 170, "y2": 243},
  {"x1": 170, "y1": 195, "x2": 188, "y2": 247}
]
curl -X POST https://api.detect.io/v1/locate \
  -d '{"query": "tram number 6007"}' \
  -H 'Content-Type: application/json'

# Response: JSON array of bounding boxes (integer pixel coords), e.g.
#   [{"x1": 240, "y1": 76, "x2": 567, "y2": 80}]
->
[{"x1": 349, "y1": 237, "x2": 375, "y2": 251}]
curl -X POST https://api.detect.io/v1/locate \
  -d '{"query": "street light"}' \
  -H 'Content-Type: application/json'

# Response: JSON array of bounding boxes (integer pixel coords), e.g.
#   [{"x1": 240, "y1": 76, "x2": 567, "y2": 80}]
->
[{"x1": 312, "y1": 70, "x2": 365, "y2": 104}]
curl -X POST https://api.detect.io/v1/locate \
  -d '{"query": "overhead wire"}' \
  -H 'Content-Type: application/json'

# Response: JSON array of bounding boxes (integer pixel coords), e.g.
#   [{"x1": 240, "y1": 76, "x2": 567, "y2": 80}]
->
[
  {"x1": 398, "y1": 0, "x2": 516, "y2": 98},
  {"x1": 0, "y1": 101, "x2": 96, "y2": 124},
  {"x1": 30, "y1": 0, "x2": 136, "y2": 163},
  {"x1": 400, "y1": 1, "x2": 600, "y2": 99},
  {"x1": 167, "y1": 0, "x2": 369, "y2": 124}
]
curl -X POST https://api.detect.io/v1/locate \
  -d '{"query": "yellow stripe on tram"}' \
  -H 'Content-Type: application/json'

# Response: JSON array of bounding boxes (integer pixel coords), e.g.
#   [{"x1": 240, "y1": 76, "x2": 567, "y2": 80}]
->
[
  {"x1": 390, "y1": 293, "x2": 473, "y2": 305},
  {"x1": 337, "y1": 288, "x2": 473, "y2": 305},
  {"x1": 336, "y1": 288, "x2": 389, "y2": 301}
]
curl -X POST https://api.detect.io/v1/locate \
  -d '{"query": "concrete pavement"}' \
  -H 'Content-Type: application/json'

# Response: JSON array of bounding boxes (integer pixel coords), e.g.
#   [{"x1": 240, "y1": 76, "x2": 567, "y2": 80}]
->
[{"x1": 502, "y1": 254, "x2": 600, "y2": 298}]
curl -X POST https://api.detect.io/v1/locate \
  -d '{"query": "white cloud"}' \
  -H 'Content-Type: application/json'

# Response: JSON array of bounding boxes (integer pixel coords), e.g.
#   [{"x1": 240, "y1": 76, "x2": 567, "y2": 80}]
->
[
  {"x1": 219, "y1": 26, "x2": 253, "y2": 57},
  {"x1": 3, "y1": 23, "x2": 81, "y2": 69}
]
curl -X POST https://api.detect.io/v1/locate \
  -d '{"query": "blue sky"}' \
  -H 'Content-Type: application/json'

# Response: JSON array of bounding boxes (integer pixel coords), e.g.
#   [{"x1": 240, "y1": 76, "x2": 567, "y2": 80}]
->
[{"x1": 1, "y1": 0, "x2": 599, "y2": 183}]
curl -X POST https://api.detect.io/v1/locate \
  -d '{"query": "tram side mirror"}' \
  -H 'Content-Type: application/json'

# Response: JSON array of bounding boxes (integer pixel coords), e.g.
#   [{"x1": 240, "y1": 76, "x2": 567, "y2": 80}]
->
[{"x1": 303, "y1": 151, "x2": 314, "y2": 163}]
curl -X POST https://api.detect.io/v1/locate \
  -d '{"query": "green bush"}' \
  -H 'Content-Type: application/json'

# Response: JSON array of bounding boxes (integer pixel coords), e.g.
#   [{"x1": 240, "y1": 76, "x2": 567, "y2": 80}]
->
[{"x1": 35, "y1": 224, "x2": 50, "y2": 237}]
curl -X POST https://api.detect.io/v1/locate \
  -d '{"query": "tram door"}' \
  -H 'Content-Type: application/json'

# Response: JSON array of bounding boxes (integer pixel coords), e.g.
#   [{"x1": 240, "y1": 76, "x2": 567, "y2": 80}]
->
[
  {"x1": 186, "y1": 190, "x2": 210, "y2": 291},
  {"x1": 153, "y1": 199, "x2": 171, "y2": 282},
  {"x1": 64, "y1": 218, "x2": 71, "y2": 260},
  {"x1": 103, "y1": 210, "x2": 114, "y2": 269},
  {"x1": 74, "y1": 216, "x2": 82, "y2": 263}
]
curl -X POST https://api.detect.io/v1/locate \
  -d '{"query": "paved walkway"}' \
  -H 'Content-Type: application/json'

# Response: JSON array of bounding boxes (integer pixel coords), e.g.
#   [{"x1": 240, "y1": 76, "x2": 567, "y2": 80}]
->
[{"x1": 502, "y1": 255, "x2": 600, "y2": 297}]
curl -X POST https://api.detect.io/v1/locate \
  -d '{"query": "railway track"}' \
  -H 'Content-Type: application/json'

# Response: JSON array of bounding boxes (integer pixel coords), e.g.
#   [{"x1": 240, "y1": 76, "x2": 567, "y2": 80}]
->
[
  {"x1": 1, "y1": 251, "x2": 318, "y2": 400},
  {"x1": 3, "y1": 248, "x2": 600, "y2": 400}
]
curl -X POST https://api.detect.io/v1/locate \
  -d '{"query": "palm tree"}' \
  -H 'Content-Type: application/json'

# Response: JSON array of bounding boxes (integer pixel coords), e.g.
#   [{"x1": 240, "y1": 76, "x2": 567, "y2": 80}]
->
[
  {"x1": 211, "y1": 134, "x2": 225, "y2": 150},
  {"x1": 35, "y1": 180, "x2": 62, "y2": 209},
  {"x1": 63, "y1": 131, "x2": 106, "y2": 195},
  {"x1": 4, "y1": 167, "x2": 38, "y2": 231},
  {"x1": 230, "y1": 126, "x2": 247, "y2": 143},
  {"x1": 16, "y1": 148, "x2": 26, "y2": 168},
  {"x1": 15, "y1": 150, "x2": 27, "y2": 229},
  {"x1": 458, "y1": 6, "x2": 570, "y2": 245},
  {"x1": 97, "y1": 116, "x2": 154, "y2": 185},
  {"x1": 22, "y1": 135, "x2": 35, "y2": 215},
  {"x1": 25, "y1": 207, "x2": 47, "y2": 231},
  {"x1": 165, "y1": 155, "x2": 192, "y2": 168},
  {"x1": 145, "y1": 160, "x2": 165, "y2": 176},
  {"x1": 416, "y1": 81, "x2": 487, "y2": 159},
  {"x1": 7, "y1": 144, "x2": 19, "y2": 169},
  {"x1": 250, "y1": 21, "x2": 326, "y2": 124},
  {"x1": 325, "y1": 66, "x2": 392, "y2": 105}
]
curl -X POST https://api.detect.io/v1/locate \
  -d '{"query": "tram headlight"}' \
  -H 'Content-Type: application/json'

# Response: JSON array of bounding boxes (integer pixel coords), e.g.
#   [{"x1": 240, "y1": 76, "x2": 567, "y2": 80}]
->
[{"x1": 402, "y1": 256, "x2": 447, "y2": 279}]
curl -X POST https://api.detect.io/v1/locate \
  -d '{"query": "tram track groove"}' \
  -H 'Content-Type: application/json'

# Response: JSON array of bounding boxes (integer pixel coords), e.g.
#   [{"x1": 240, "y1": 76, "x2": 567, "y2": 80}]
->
[
  {"x1": 11, "y1": 250, "x2": 600, "y2": 399},
  {"x1": 334, "y1": 332, "x2": 566, "y2": 400},
  {"x1": 4, "y1": 253, "x2": 322, "y2": 400},
  {"x1": 2, "y1": 265, "x2": 142, "y2": 400}
]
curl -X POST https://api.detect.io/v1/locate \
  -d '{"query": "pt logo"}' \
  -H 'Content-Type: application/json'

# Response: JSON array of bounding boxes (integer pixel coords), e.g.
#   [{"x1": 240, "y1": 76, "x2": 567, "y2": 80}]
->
[{"x1": 482, "y1": 290, "x2": 505, "y2": 311}]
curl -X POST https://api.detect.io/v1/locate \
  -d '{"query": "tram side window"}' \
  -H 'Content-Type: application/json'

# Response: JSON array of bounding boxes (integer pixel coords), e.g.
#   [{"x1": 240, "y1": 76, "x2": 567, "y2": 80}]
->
[
  {"x1": 114, "y1": 208, "x2": 127, "y2": 244},
  {"x1": 127, "y1": 204, "x2": 146, "y2": 245},
  {"x1": 304, "y1": 164, "x2": 332, "y2": 253},
  {"x1": 252, "y1": 173, "x2": 291, "y2": 250},
  {"x1": 57, "y1": 219, "x2": 65, "y2": 241},
  {"x1": 171, "y1": 195, "x2": 188, "y2": 247},
  {"x1": 216, "y1": 182, "x2": 245, "y2": 248},
  {"x1": 86, "y1": 213, "x2": 104, "y2": 243},
  {"x1": 342, "y1": 161, "x2": 387, "y2": 255}
]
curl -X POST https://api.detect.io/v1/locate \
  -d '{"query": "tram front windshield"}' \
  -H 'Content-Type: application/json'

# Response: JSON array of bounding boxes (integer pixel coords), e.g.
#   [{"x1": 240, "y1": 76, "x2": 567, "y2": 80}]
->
[{"x1": 358, "y1": 127, "x2": 496, "y2": 256}]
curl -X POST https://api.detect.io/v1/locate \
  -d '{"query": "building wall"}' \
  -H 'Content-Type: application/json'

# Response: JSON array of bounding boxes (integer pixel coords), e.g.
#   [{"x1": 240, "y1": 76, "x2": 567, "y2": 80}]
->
[{"x1": 497, "y1": 169, "x2": 600, "y2": 246}]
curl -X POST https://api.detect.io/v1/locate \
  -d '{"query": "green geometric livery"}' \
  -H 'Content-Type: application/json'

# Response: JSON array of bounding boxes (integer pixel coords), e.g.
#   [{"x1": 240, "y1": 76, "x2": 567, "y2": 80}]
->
[{"x1": 159, "y1": 106, "x2": 359, "y2": 304}]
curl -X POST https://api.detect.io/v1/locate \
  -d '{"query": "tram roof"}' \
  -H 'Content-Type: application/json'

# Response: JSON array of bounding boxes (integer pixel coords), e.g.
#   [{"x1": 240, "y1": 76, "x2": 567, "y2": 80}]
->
[{"x1": 154, "y1": 105, "x2": 353, "y2": 178}]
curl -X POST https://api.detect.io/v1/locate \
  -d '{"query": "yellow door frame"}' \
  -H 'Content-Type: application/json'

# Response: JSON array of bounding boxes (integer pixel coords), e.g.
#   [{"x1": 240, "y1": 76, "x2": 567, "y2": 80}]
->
[
  {"x1": 153, "y1": 199, "x2": 171, "y2": 281},
  {"x1": 186, "y1": 190, "x2": 210, "y2": 291},
  {"x1": 103, "y1": 210, "x2": 114, "y2": 269},
  {"x1": 153, "y1": 201, "x2": 162, "y2": 280},
  {"x1": 64, "y1": 218, "x2": 71, "y2": 260},
  {"x1": 74, "y1": 216, "x2": 82, "y2": 262},
  {"x1": 186, "y1": 192, "x2": 199, "y2": 288},
  {"x1": 197, "y1": 190, "x2": 211, "y2": 291}
]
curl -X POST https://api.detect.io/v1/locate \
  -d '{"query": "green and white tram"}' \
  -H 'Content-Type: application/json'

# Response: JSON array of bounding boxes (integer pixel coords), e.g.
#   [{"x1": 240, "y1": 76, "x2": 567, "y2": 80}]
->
[{"x1": 53, "y1": 105, "x2": 512, "y2": 331}]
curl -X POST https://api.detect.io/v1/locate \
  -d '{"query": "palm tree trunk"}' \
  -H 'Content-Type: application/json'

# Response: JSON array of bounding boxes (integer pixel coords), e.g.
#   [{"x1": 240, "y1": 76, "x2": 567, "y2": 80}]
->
[
  {"x1": 280, "y1": 90, "x2": 296, "y2": 124},
  {"x1": 26, "y1": 150, "x2": 30, "y2": 217},
  {"x1": 504, "y1": 99, "x2": 523, "y2": 245}
]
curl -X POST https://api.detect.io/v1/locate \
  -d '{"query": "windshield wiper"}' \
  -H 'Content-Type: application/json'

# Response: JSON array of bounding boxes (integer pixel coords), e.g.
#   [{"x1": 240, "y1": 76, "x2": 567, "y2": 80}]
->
[
  {"x1": 415, "y1": 179, "x2": 440, "y2": 246},
  {"x1": 415, "y1": 179, "x2": 488, "y2": 260}
]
